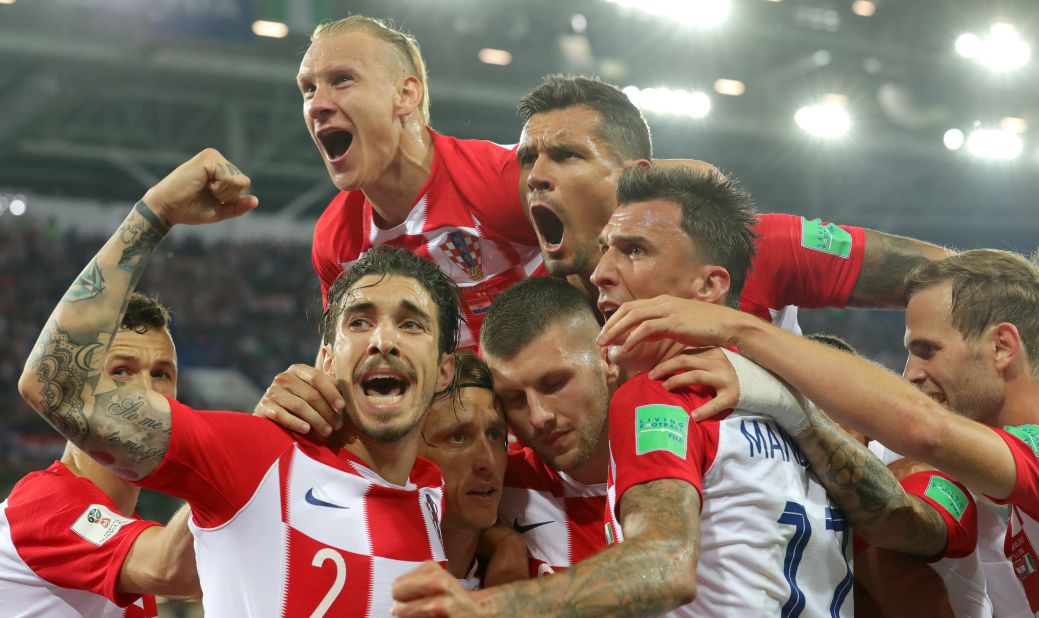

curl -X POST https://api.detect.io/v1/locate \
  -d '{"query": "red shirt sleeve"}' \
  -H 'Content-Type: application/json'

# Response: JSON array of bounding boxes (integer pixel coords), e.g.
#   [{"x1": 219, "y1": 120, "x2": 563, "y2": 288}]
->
[
  {"x1": 137, "y1": 398, "x2": 296, "y2": 527},
  {"x1": 608, "y1": 375, "x2": 711, "y2": 515},
  {"x1": 900, "y1": 470, "x2": 978, "y2": 560},
  {"x1": 5, "y1": 465, "x2": 160, "y2": 606},
  {"x1": 988, "y1": 426, "x2": 1039, "y2": 519},
  {"x1": 311, "y1": 198, "x2": 348, "y2": 309},
  {"x1": 741, "y1": 213, "x2": 866, "y2": 314}
]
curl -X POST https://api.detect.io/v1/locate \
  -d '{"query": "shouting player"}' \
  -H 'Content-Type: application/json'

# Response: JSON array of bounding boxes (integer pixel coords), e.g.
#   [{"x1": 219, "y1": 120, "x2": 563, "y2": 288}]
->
[{"x1": 17, "y1": 149, "x2": 459, "y2": 617}]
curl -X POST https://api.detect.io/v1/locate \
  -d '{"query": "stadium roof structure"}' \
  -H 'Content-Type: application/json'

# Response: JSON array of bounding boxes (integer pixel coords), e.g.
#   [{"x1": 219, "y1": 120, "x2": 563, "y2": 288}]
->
[{"x1": 1, "y1": 0, "x2": 1037, "y2": 250}]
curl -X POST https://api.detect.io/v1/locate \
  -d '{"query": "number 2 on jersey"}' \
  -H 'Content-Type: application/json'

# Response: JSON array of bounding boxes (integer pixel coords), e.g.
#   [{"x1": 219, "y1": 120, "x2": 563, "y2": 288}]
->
[
  {"x1": 309, "y1": 548, "x2": 347, "y2": 618},
  {"x1": 777, "y1": 501, "x2": 853, "y2": 618}
]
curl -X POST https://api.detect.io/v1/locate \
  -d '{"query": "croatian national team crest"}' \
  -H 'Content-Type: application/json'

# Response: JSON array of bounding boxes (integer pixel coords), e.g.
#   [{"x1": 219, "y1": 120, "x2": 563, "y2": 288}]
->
[{"x1": 440, "y1": 231, "x2": 485, "y2": 281}]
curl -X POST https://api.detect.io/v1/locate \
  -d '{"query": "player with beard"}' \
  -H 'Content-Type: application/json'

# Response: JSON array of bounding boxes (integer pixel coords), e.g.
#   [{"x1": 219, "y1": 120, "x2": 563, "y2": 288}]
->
[
  {"x1": 597, "y1": 248, "x2": 1039, "y2": 615},
  {"x1": 390, "y1": 166, "x2": 956, "y2": 617},
  {"x1": 17, "y1": 149, "x2": 460, "y2": 617}
]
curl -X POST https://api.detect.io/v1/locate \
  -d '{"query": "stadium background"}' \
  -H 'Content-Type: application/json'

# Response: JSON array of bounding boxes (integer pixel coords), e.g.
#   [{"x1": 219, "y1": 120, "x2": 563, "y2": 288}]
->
[{"x1": 1, "y1": 1, "x2": 1037, "y2": 614}]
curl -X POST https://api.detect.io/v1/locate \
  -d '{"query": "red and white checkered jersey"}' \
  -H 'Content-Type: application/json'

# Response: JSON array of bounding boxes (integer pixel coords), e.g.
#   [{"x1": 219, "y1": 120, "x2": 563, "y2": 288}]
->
[
  {"x1": 312, "y1": 129, "x2": 544, "y2": 349},
  {"x1": 987, "y1": 425, "x2": 1039, "y2": 615},
  {"x1": 606, "y1": 372, "x2": 854, "y2": 617},
  {"x1": 742, "y1": 214, "x2": 866, "y2": 327},
  {"x1": 498, "y1": 447, "x2": 608, "y2": 576},
  {"x1": 0, "y1": 461, "x2": 159, "y2": 618},
  {"x1": 138, "y1": 398, "x2": 446, "y2": 617},
  {"x1": 867, "y1": 442, "x2": 993, "y2": 618}
]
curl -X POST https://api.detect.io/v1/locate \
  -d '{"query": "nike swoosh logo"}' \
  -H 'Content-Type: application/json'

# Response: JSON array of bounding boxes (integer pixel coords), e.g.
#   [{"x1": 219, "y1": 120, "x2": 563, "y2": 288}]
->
[
  {"x1": 513, "y1": 518, "x2": 553, "y2": 534},
  {"x1": 305, "y1": 488, "x2": 349, "y2": 509}
]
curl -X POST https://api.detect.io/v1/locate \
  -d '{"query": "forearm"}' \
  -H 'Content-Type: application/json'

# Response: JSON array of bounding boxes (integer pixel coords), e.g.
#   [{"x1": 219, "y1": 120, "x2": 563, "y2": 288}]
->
[
  {"x1": 794, "y1": 410, "x2": 946, "y2": 556},
  {"x1": 848, "y1": 230, "x2": 952, "y2": 308},
  {"x1": 19, "y1": 202, "x2": 172, "y2": 475},
  {"x1": 118, "y1": 503, "x2": 201, "y2": 599}
]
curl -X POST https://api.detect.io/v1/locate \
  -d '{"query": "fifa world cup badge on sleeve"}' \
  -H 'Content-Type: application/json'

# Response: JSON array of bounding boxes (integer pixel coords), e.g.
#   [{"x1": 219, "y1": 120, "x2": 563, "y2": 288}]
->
[
  {"x1": 71, "y1": 504, "x2": 133, "y2": 546},
  {"x1": 800, "y1": 218, "x2": 852, "y2": 258},
  {"x1": 635, "y1": 405, "x2": 689, "y2": 458}
]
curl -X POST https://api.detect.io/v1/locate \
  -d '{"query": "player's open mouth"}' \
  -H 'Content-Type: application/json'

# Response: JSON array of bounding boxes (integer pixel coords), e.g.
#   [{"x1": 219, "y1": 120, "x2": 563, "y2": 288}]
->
[
  {"x1": 598, "y1": 301, "x2": 618, "y2": 321},
  {"x1": 467, "y1": 487, "x2": 498, "y2": 498},
  {"x1": 530, "y1": 204, "x2": 565, "y2": 252},
  {"x1": 318, "y1": 128, "x2": 353, "y2": 162},
  {"x1": 361, "y1": 373, "x2": 410, "y2": 405}
]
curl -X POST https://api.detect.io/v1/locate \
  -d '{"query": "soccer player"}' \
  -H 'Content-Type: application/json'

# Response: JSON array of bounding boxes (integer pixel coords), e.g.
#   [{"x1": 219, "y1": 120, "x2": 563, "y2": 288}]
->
[
  {"x1": 597, "y1": 248, "x2": 1039, "y2": 613},
  {"x1": 417, "y1": 350, "x2": 525, "y2": 589},
  {"x1": 300, "y1": 15, "x2": 543, "y2": 349},
  {"x1": 17, "y1": 149, "x2": 459, "y2": 616},
  {"x1": 2, "y1": 294, "x2": 198, "y2": 618}
]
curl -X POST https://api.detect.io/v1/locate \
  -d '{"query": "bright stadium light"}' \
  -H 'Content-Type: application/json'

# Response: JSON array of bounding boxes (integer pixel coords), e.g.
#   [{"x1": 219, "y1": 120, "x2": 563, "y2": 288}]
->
[
  {"x1": 851, "y1": 1, "x2": 876, "y2": 17},
  {"x1": 252, "y1": 20, "x2": 288, "y2": 38},
  {"x1": 943, "y1": 129, "x2": 965, "y2": 150},
  {"x1": 479, "y1": 48, "x2": 512, "y2": 66},
  {"x1": 713, "y1": 78, "x2": 745, "y2": 96},
  {"x1": 1001, "y1": 116, "x2": 1028, "y2": 133},
  {"x1": 605, "y1": 0, "x2": 731, "y2": 28},
  {"x1": 9, "y1": 197, "x2": 26, "y2": 216},
  {"x1": 794, "y1": 103, "x2": 850, "y2": 138},
  {"x1": 965, "y1": 128, "x2": 1023, "y2": 160},
  {"x1": 623, "y1": 86, "x2": 711, "y2": 118},
  {"x1": 956, "y1": 24, "x2": 1031, "y2": 71}
]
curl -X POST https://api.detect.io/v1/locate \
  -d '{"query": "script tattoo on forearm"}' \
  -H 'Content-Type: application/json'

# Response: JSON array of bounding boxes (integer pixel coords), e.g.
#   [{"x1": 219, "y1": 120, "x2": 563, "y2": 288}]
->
[
  {"x1": 23, "y1": 202, "x2": 171, "y2": 478},
  {"x1": 798, "y1": 414, "x2": 947, "y2": 556},
  {"x1": 481, "y1": 480, "x2": 700, "y2": 617}
]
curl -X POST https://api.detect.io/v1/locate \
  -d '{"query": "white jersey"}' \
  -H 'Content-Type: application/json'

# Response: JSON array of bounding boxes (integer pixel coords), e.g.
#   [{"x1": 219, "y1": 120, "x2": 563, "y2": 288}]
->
[
  {"x1": 869, "y1": 442, "x2": 994, "y2": 618},
  {"x1": 606, "y1": 372, "x2": 853, "y2": 617}
]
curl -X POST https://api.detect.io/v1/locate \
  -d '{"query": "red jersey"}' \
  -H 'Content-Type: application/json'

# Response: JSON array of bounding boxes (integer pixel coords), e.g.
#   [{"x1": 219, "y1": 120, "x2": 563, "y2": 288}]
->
[
  {"x1": 0, "y1": 461, "x2": 159, "y2": 618},
  {"x1": 498, "y1": 447, "x2": 608, "y2": 576},
  {"x1": 311, "y1": 130, "x2": 544, "y2": 349},
  {"x1": 741, "y1": 214, "x2": 866, "y2": 324},
  {"x1": 138, "y1": 399, "x2": 446, "y2": 617},
  {"x1": 989, "y1": 425, "x2": 1039, "y2": 613}
]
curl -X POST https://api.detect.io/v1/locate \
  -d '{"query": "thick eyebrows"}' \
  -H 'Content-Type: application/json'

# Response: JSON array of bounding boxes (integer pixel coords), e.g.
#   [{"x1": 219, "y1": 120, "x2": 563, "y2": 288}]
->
[{"x1": 400, "y1": 299, "x2": 433, "y2": 324}]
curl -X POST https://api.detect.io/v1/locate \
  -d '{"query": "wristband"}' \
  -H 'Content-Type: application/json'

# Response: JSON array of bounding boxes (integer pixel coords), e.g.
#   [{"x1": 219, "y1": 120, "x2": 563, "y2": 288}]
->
[{"x1": 721, "y1": 348, "x2": 811, "y2": 436}]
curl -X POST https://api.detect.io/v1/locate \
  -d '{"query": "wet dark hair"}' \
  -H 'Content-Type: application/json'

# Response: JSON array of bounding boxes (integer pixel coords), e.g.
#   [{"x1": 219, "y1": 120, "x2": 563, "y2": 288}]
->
[
  {"x1": 518, "y1": 74, "x2": 652, "y2": 161},
  {"x1": 319, "y1": 245, "x2": 462, "y2": 357},
  {"x1": 121, "y1": 292, "x2": 171, "y2": 334},
  {"x1": 480, "y1": 277, "x2": 596, "y2": 359},
  {"x1": 616, "y1": 165, "x2": 758, "y2": 309}
]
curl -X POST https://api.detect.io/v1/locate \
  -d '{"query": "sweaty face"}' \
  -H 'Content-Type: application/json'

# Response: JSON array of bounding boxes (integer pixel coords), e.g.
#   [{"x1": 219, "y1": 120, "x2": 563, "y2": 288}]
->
[
  {"x1": 419, "y1": 387, "x2": 508, "y2": 531},
  {"x1": 322, "y1": 274, "x2": 453, "y2": 443},
  {"x1": 903, "y1": 282, "x2": 1004, "y2": 426},
  {"x1": 591, "y1": 200, "x2": 705, "y2": 373},
  {"x1": 517, "y1": 106, "x2": 626, "y2": 280},
  {"x1": 105, "y1": 327, "x2": 178, "y2": 398},
  {"x1": 298, "y1": 31, "x2": 410, "y2": 191},
  {"x1": 487, "y1": 320, "x2": 610, "y2": 475}
]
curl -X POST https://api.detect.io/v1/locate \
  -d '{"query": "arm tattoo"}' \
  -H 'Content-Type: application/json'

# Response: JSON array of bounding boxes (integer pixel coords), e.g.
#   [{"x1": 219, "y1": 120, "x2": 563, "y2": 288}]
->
[
  {"x1": 21, "y1": 202, "x2": 172, "y2": 478},
  {"x1": 797, "y1": 411, "x2": 947, "y2": 556},
  {"x1": 848, "y1": 230, "x2": 951, "y2": 308},
  {"x1": 479, "y1": 479, "x2": 700, "y2": 617}
]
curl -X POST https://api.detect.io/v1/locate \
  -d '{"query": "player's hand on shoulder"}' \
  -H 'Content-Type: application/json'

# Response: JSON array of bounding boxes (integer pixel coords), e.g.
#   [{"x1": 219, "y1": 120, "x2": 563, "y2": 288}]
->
[
  {"x1": 392, "y1": 561, "x2": 484, "y2": 618},
  {"x1": 648, "y1": 346, "x2": 739, "y2": 420},
  {"x1": 141, "y1": 149, "x2": 258, "y2": 227},
  {"x1": 597, "y1": 295, "x2": 743, "y2": 355},
  {"x1": 254, "y1": 364, "x2": 344, "y2": 438}
]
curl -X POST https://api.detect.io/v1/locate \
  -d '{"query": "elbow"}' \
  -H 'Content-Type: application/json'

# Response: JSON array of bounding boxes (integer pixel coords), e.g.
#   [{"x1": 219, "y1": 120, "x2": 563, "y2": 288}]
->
[
  {"x1": 657, "y1": 541, "x2": 699, "y2": 608},
  {"x1": 150, "y1": 560, "x2": 202, "y2": 600},
  {"x1": 17, "y1": 370, "x2": 44, "y2": 413}
]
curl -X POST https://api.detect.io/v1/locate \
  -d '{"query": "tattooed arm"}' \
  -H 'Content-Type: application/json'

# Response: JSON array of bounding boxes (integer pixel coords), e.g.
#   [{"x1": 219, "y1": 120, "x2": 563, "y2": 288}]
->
[
  {"x1": 794, "y1": 403, "x2": 948, "y2": 557},
  {"x1": 17, "y1": 149, "x2": 256, "y2": 481},
  {"x1": 847, "y1": 230, "x2": 952, "y2": 308},
  {"x1": 392, "y1": 479, "x2": 700, "y2": 618}
]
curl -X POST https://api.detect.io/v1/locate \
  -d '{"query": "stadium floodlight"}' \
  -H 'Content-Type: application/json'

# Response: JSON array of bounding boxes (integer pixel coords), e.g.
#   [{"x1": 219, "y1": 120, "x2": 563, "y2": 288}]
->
[
  {"x1": 965, "y1": 128, "x2": 1023, "y2": 160},
  {"x1": 252, "y1": 20, "x2": 288, "y2": 38},
  {"x1": 851, "y1": 1, "x2": 876, "y2": 17},
  {"x1": 1001, "y1": 116, "x2": 1028, "y2": 133},
  {"x1": 943, "y1": 129, "x2": 965, "y2": 150},
  {"x1": 713, "y1": 79, "x2": 746, "y2": 96},
  {"x1": 623, "y1": 86, "x2": 711, "y2": 118},
  {"x1": 956, "y1": 24, "x2": 1031, "y2": 71},
  {"x1": 9, "y1": 196, "x2": 26, "y2": 216},
  {"x1": 794, "y1": 103, "x2": 850, "y2": 138},
  {"x1": 571, "y1": 14, "x2": 588, "y2": 33},
  {"x1": 605, "y1": 0, "x2": 731, "y2": 29},
  {"x1": 479, "y1": 48, "x2": 512, "y2": 66}
]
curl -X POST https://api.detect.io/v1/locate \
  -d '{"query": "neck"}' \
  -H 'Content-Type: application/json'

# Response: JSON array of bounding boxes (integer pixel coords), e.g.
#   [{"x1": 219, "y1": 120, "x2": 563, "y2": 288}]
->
[
  {"x1": 442, "y1": 522, "x2": 480, "y2": 579},
  {"x1": 996, "y1": 373, "x2": 1039, "y2": 427},
  {"x1": 364, "y1": 122, "x2": 435, "y2": 229},
  {"x1": 333, "y1": 426, "x2": 421, "y2": 487},
  {"x1": 61, "y1": 443, "x2": 140, "y2": 515}
]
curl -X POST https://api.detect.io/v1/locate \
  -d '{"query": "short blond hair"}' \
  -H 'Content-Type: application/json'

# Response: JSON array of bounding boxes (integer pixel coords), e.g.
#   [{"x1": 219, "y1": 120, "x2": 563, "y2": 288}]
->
[{"x1": 312, "y1": 16, "x2": 430, "y2": 124}]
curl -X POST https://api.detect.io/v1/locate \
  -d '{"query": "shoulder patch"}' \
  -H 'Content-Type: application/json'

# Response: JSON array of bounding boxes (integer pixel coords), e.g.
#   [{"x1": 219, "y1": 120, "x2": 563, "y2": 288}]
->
[
  {"x1": 71, "y1": 504, "x2": 134, "y2": 546},
  {"x1": 635, "y1": 404, "x2": 689, "y2": 458},
  {"x1": 924, "y1": 476, "x2": 968, "y2": 522},
  {"x1": 800, "y1": 217, "x2": 852, "y2": 258},
  {"x1": 1005, "y1": 425, "x2": 1039, "y2": 457}
]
